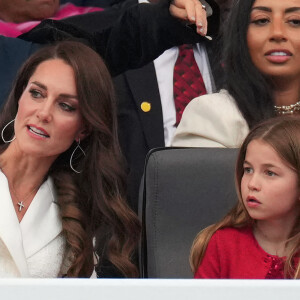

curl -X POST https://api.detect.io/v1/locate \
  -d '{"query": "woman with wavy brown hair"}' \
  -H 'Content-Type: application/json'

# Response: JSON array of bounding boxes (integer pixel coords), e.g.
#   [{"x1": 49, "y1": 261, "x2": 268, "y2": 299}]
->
[
  {"x1": 0, "y1": 41, "x2": 140, "y2": 278},
  {"x1": 190, "y1": 116, "x2": 300, "y2": 279}
]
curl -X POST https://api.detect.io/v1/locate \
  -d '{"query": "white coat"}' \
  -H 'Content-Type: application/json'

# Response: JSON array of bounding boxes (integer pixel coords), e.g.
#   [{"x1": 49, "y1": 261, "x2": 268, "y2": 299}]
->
[
  {"x1": 0, "y1": 172, "x2": 67, "y2": 277},
  {"x1": 171, "y1": 89, "x2": 250, "y2": 148}
]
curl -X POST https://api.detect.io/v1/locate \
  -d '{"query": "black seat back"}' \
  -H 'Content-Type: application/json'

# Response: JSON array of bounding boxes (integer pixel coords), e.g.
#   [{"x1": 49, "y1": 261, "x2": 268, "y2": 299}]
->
[{"x1": 139, "y1": 147, "x2": 238, "y2": 278}]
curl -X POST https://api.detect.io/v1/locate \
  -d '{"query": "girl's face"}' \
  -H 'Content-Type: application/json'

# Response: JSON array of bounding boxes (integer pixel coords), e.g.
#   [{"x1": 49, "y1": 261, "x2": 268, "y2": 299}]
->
[
  {"x1": 241, "y1": 139, "x2": 300, "y2": 224},
  {"x1": 247, "y1": 0, "x2": 300, "y2": 80},
  {"x1": 14, "y1": 58, "x2": 87, "y2": 163}
]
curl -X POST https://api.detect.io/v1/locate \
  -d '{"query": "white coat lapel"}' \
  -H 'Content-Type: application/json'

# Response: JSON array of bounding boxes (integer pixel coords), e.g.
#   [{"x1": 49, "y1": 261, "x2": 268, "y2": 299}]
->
[
  {"x1": 0, "y1": 171, "x2": 29, "y2": 277},
  {"x1": 20, "y1": 177, "x2": 62, "y2": 259}
]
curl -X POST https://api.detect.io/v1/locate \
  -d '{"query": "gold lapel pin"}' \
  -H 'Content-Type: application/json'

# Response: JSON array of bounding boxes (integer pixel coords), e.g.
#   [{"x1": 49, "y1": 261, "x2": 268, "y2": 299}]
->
[{"x1": 141, "y1": 102, "x2": 151, "y2": 112}]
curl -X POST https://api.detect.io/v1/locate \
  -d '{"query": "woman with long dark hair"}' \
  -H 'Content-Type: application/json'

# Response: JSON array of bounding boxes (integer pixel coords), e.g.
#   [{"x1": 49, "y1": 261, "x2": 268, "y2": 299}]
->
[
  {"x1": 172, "y1": 0, "x2": 300, "y2": 147},
  {"x1": 0, "y1": 41, "x2": 139, "y2": 278}
]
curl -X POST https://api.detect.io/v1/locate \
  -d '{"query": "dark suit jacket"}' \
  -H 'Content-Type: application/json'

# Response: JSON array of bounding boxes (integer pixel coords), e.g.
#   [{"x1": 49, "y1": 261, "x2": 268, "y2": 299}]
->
[{"x1": 20, "y1": 0, "x2": 209, "y2": 77}]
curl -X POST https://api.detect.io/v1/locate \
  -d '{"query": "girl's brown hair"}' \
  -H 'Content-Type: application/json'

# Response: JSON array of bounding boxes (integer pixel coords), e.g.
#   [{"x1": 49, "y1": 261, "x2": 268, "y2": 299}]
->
[
  {"x1": 1, "y1": 41, "x2": 140, "y2": 277},
  {"x1": 190, "y1": 115, "x2": 300, "y2": 278}
]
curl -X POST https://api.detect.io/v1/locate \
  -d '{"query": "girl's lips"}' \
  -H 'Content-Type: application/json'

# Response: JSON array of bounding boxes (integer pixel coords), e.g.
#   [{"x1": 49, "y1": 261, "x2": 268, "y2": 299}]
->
[{"x1": 246, "y1": 196, "x2": 261, "y2": 208}]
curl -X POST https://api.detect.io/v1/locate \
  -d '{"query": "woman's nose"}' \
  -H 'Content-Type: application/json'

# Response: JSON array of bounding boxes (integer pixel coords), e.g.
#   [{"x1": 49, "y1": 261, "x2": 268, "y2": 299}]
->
[
  {"x1": 270, "y1": 18, "x2": 287, "y2": 43},
  {"x1": 36, "y1": 101, "x2": 53, "y2": 123}
]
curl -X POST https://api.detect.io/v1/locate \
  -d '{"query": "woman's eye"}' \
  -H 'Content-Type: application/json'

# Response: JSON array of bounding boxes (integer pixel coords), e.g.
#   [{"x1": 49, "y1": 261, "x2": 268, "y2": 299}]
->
[
  {"x1": 59, "y1": 102, "x2": 76, "y2": 112},
  {"x1": 243, "y1": 167, "x2": 253, "y2": 174},
  {"x1": 266, "y1": 170, "x2": 276, "y2": 177},
  {"x1": 251, "y1": 18, "x2": 269, "y2": 26},
  {"x1": 29, "y1": 89, "x2": 43, "y2": 99},
  {"x1": 288, "y1": 19, "x2": 300, "y2": 27}
]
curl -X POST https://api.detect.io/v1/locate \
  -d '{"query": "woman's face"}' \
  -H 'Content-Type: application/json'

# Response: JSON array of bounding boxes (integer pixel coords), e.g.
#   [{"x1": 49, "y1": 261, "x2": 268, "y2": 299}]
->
[
  {"x1": 14, "y1": 58, "x2": 87, "y2": 162},
  {"x1": 247, "y1": 0, "x2": 300, "y2": 80}
]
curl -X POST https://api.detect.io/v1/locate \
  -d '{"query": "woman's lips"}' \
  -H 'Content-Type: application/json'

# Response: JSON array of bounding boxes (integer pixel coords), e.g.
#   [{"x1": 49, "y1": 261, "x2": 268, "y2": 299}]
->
[
  {"x1": 27, "y1": 125, "x2": 50, "y2": 139},
  {"x1": 265, "y1": 50, "x2": 292, "y2": 64}
]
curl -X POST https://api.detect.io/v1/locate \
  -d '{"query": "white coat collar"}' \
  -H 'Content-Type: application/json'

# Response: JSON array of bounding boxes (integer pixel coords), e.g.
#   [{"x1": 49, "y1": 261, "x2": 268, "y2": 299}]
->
[
  {"x1": 0, "y1": 173, "x2": 62, "y2": 277},
  {"x1": 20, "y1": 177, "x2": 62, "y2": 258}
]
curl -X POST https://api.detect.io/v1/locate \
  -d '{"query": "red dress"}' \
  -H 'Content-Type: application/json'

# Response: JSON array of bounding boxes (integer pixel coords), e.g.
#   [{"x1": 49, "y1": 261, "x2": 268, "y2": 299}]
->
[{"x1": 194, "y1": 227, "x2": 297, "y2": 279}]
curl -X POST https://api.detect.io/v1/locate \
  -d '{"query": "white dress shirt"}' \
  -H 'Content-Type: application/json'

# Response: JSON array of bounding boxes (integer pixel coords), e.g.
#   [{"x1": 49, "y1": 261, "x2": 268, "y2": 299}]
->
[
  {"x1": 154, "y1": 45, "x2": 214, "y2": 146},
  {"x1": 139, "y1": 0, "x2": 214, "y2": 146}
]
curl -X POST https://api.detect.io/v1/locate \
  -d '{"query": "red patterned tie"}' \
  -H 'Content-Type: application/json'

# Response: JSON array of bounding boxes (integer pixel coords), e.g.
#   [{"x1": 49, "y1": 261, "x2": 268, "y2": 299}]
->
[{"x1": 173, "y1": 44, "x2": 207, "y2": 126}]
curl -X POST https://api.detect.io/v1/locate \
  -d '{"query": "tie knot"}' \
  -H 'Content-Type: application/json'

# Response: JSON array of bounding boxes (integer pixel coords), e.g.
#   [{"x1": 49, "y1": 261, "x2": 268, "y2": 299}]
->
[{"x1": 178, "y1": 44, "x2": 193, "y2": 52}]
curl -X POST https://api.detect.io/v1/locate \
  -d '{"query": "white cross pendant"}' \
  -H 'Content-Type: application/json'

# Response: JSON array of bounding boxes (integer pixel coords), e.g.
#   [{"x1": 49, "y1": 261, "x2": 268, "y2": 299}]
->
[{"x1": 17, "y1": 201, "x2": 25, "y2": 212}]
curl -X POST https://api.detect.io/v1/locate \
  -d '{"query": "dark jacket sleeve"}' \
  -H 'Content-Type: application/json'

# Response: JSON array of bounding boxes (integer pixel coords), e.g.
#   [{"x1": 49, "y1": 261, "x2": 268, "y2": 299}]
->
[{"x1": 19, "y1": 0, "x2": 219, "y2": 76}]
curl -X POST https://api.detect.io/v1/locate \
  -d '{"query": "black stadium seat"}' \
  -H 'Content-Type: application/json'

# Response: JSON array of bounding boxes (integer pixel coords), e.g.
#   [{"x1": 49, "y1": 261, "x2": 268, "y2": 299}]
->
[{"x1": 139, "y1": 147, "x2": 238, "y2": 278}]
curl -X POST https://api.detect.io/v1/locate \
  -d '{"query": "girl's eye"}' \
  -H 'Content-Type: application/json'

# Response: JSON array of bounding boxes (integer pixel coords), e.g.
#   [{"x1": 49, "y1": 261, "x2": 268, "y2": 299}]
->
[
  {"x1": 59, "y1": 102, "x2": 76, "y2": 112},
  {"x1": 243, "y1": 167, "x2": 253, "y2": 174},
  {"x1": 250, "y1": 18, "x2": 269, "y2": 26},
  {"x1": 29, "y1": 89, "x2": 43, "y2": 99}
]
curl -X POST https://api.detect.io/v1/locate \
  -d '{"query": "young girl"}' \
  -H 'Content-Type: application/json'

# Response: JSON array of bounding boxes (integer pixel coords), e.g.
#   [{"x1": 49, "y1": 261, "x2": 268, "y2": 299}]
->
[{"x1": 191, "y1": 116, "x2": 300, "y2": 279}]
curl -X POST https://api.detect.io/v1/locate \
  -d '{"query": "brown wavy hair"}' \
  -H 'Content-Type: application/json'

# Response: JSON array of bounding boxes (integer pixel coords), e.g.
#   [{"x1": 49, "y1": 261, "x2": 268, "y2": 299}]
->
[
  {"x1": 190, "y1": 115, "x2": 300, "y2": 278},
  {"x1": 0, "y1": 41, "x2": 140, "y2": 277}
]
